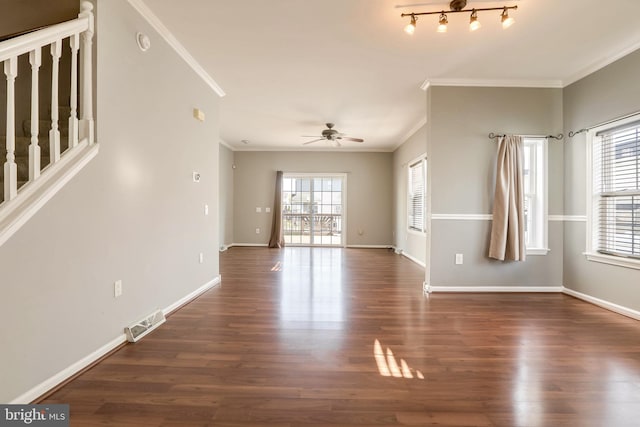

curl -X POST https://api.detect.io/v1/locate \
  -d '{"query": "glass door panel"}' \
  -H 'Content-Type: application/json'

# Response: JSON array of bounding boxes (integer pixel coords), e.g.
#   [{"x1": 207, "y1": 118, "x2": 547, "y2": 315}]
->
[{"x1": 283, "y1": 175, "x2": 345, "y2": 246}]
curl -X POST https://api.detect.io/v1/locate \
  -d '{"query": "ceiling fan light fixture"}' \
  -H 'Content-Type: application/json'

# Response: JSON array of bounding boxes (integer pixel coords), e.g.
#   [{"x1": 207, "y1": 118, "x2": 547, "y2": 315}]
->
[
  {"x1": 404, "y1": 14, "x2": 417, "y2": 34},
  {"x1": 302, "y1": 123, "x2": 364, "y2": 147},
  {"x1": 437, "y1": 13, "x2": 448, "y2": 33},
  {"x1": 469, "y1": 9, "x2": 481, "y2": 31},
  {"x1": 501, "y1": 8, "x2": 515, "y2": 29}
]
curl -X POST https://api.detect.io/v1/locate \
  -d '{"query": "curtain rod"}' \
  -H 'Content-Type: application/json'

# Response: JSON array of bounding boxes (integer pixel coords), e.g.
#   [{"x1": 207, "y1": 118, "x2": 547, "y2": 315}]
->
[
  {"x1": 568, "y1": 111, "x2": 640, "y2": 138},
  {"x1": 488, "y1": 132, "x2": 564, "y2": 141}
]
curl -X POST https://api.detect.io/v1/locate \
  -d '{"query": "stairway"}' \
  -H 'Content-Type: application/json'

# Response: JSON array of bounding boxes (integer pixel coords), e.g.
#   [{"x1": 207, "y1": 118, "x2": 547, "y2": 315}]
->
[{"x1": 0, "y1": 107, "x2": 70, "y2": 202}]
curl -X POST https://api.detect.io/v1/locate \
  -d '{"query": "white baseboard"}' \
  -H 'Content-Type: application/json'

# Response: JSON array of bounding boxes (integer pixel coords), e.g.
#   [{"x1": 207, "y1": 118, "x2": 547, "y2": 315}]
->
[
  {"x1": 9, "y1": 333, "x2": 127, "y2": 404},
  {"x1": 401, "y1": 252, "x2": 426, "y2": 268},
  {"x1": 163, "y1": 275, "x2": 221, "y2": 316},
  {"x1": 10, "y1": 276, "x2": 221, "y2": 404},
  {"x1": 346, "y1": 245, "x2": 393, "y2": 249},
  {"x1": 428, "y1": 285, "x2": 564, "y2": 293},
  {"x1": 232, "y1": 243, "x2": 268, "y2": 247},
  {"x1": 562, "y1": 287, "x2": 640, "y2": 321}
]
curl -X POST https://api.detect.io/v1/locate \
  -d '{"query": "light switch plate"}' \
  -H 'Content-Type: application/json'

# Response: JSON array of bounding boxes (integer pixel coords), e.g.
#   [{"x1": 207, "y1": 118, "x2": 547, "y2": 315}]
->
[
  {"x1": 193, "y1": 108, "x2": 205, "y2": 122},
  {"x1": 114, "y1": 280, "x2": 123, "y2": 298},
  {"x1": 256, "y1": 207, "x2": 262, "y2": 213},
  {"x1": 192, "y1": 171, "x2": 201, "y2": 183},
  {"x1": 455, "y1": 254, "x2": 463, "y2": 265},
  {"x1": 265, "y1": 207, "x2": 271, "y2": 213}
]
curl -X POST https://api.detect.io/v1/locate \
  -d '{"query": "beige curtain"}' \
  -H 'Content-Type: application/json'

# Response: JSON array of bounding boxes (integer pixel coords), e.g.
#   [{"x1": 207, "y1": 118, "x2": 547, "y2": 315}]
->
[
  {"x1": 268, "y1": 171, "x2": 285, "y2": 248},
  {"x1": 489, "y1": 135, "x2": 526, "y2": 261}
]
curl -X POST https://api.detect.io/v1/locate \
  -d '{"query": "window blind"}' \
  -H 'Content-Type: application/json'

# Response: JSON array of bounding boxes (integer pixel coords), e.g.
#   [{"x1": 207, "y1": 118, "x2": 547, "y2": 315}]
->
[
  {"x1": 408, "y1": 160, "x2": 425, "y2": 232},
  {"x1": 593, "y1": 122, "x2": 640, "y2": 259}
]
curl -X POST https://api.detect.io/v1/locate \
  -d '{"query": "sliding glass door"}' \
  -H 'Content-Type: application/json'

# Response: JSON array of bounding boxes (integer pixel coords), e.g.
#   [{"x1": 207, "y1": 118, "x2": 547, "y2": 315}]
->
[{"x1": 282, "y1": 174, "x2": 346, "y2": 246}]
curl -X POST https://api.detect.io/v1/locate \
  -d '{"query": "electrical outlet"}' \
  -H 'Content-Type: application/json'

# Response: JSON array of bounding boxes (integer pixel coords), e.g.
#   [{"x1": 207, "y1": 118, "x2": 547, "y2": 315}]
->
[
  {"x1": 265, "y1": 207, "x2": 271, "y2": 213},
  {"x1": 199, "y1": 252, "x2": 204, "y2": 264},
  {"x1": 114, "y1": 280, "x2": 123, "y2": 298},
  {"x1": 192, "y1": 171, "x2": 201, "y2": 182},
  {"x1": 455, "y1": 253, "x2": 463, "y2": 265},
  {"x1": 255, "y1": 228, "x2": 260, "y2": 234}
]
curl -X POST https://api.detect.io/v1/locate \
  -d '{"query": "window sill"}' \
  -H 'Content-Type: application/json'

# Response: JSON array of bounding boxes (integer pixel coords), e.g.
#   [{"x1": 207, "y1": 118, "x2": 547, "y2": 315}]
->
[
  {"x1": 407, "y1": 228, "x2": 426, "y2": 237},
  {"x1": 527, "y1": 248, "x2": 550, "y2": 256},
  {"x1": 584, "y1": 252, "x2": 640, "y2": 270}
]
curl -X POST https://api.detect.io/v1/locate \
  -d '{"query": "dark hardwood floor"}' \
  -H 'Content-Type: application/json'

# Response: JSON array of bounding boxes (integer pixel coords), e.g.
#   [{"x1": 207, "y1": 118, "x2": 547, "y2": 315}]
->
[{"x1": 42, "y1": 247, "x2": 640, "y2": 426}]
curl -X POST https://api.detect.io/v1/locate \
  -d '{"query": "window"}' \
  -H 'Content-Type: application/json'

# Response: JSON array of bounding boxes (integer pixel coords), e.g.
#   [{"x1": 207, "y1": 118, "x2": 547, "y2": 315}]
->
[
  {"x1": 522, "y1": 137, "x2": 548, "y2": 254},
  {"x1": 408, "y1": 157, "x2": 426, "y2": 233},
  {"x1": 281, "y1": 174, "x2": 346, "y2": 246},
  {"x1": 587, "y1": 116, "x2": 640, "y2": 269}
]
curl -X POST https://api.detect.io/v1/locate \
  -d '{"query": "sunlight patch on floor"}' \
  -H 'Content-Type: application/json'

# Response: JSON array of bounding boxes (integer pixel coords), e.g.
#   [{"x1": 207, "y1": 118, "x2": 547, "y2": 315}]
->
[{"x1": 374, "y1": 339, "x2": 423, "y2": 380}]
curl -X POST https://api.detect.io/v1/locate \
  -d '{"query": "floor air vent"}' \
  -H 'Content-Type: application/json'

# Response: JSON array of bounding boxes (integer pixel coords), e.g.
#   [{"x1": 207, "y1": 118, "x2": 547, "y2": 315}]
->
[{"x1": 124, "y1": 310, "x2": 166, "y2": 342}]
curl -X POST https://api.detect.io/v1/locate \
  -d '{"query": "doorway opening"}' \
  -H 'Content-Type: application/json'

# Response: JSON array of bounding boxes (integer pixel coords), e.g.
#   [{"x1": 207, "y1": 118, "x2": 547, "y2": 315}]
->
[{"x1": 282, "y1": 174, "x2": 346, "y2": 246}]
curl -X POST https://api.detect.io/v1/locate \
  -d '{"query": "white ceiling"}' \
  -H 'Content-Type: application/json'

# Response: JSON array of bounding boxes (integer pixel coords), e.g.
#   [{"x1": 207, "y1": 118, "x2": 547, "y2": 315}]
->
[{"x1": 140, "y1": 0, "x2": 640, "y2": 151}]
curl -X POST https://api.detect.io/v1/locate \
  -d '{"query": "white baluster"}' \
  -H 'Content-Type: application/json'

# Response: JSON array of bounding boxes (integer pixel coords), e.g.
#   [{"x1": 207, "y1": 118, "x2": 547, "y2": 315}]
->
[
  {"x1": 49, "y1": 40, "x2": 62, "y2": 164},
  {"x1": 79, "y1": 1, "x2": 94, "y2": 145},
  {"x1": 29, "y1": 49, "x2": 42, "y2": 181},
  {"x1": 69, "y1": 33, "x2": 79, "y2": 148},
  {"x1": 4, "y1": 57, "x2": 18, "y2": 202}
]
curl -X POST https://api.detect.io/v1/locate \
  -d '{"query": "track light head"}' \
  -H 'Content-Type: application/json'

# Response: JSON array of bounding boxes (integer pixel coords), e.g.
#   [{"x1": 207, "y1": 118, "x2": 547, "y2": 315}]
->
[
  {"x1": 501, "y1": 7, "x2": 515, "y2": 28},
  {"x1": 404, "y1": 14, "x2": 417, "y2": 34},
  {"x1": 437, "y1": 13, "x2": 448, "y2": 33},
  {"x1": 469, "y1": 9, "x2": 481, "y2": 31}
]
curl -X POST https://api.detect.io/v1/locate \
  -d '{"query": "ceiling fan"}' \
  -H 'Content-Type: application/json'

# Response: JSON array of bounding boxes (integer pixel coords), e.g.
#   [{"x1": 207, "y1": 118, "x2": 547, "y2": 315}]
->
[{"x1": 302, "y1": 123, "x2": 364, "y2": 147}]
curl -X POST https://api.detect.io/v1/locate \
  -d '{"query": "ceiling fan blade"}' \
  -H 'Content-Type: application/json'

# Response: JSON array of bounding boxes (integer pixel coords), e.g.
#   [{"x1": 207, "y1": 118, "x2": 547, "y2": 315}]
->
[
  {"x1": 302, "y1": 135, "x2": 323, "y2": 137},
  {"x1": 303, "y1": 138, "x2": 325, "y2": 145},
  {"x1": 337, "y1": 137, "x2": 364, "y2": 143}
]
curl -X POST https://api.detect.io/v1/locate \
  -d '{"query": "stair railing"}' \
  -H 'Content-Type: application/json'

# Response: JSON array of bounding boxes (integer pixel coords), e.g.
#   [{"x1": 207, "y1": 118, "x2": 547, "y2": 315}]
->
[{"x1": 1, "y1": 1, "x2": 94, "y2": 203}]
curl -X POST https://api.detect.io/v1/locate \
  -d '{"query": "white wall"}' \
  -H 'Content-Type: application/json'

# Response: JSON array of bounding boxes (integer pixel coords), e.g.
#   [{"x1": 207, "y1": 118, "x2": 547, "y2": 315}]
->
[
  {"x1": 563, "y1": 48, "x2": 640, "y2": 311},
  {"x1": 428, "y1": 86, "x2": 564, "y2": 288},
  {"x1": 219, "y1": 143, "x2": 234, "y2": 248},
  {"x1": 0, "y1": 0, "x2": 221, "y2": 402},
  {"x1": 232, "y1": 151, "x2": 393, "y2": 246},
  {"x1": 392, "y1": 124, "x2": 427, "y2": 266}
]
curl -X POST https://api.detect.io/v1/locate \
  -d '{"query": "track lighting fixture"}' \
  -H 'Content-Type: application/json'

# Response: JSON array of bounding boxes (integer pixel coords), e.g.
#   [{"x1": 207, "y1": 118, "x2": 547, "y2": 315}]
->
[
  {"x1": 400, "y1": 0, "x2": 517, "y2": 34},
  {"x1": 404, "y1": 14, "x2": 417, "y2": 35},
  {"x1": 437, "y1": 13, "x2": 448, "y2": 33},
  {"x1": 469, "y1": 9, "x2": 480, "y2": 31},
  {"x1": 501, "y1": 7, "x2": 515, "y2": 29}
]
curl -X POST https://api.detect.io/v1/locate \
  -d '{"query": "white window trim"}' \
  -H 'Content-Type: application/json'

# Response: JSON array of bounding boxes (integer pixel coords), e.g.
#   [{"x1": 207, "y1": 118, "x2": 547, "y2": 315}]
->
[
  {"x1": 523, "y1": 137, "x2": 549, "y2": 256},
  {"x1": 407, "y1": 154, "x2": 427, "y2": 235},
  {"x1": 585, "y1": 114, "x2": 640, "y2": 270},
  {"x1": 281, "y1": 173, "x2": 348, "y2": 248}
]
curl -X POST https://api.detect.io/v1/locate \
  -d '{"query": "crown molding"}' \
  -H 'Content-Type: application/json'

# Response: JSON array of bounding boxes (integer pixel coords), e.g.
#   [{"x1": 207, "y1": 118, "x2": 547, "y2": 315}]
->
[
  {"x1": 127, "y1": 0, "x2": 225, "y2": 97},
  {"x1": 219, "y1": 139, "x2": 236, "y2": 151},
  {"x1": 392, "y1": 117, "x2": 427, "y2": 151},
  {"x1": 562, "y1": 39, "x2": 640, "y2": 87},
  {"x1": 427, "y1": 78, "x2": 563, "y2": 89},
  {"x1": 232, "y1": 146, "x2": 394, "y2": 153}
]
